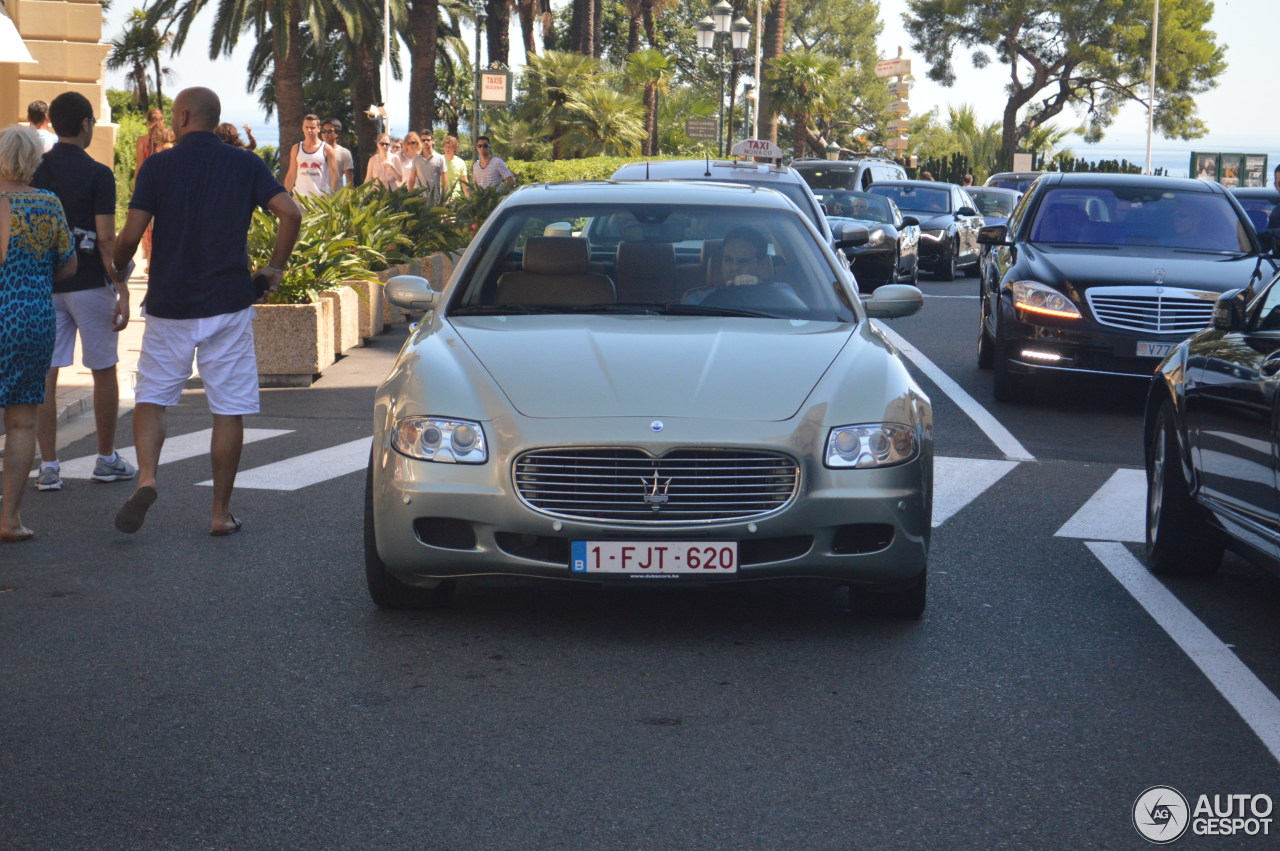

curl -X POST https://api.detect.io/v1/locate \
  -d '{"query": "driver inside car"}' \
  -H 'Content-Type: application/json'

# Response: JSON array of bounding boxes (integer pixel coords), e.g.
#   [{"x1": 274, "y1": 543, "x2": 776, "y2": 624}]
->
[{"x1": 682, "y1": 226, "x2": 804, "y2": 309}]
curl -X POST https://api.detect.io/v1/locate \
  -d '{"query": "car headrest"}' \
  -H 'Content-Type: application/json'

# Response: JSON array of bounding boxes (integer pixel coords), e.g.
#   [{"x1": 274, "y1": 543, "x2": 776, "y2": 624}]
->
[{"x1": 523, "y1": 236, "x2": 589, "y2": 276}]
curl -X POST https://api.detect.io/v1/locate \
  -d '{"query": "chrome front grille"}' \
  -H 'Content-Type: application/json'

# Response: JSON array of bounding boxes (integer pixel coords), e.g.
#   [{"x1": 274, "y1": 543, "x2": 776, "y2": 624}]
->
[
  {"x1": 513, "y1": 448, "x2": 800, "y2": 524},
  {"x1": 1086, "y1": 286, "x2": 1217, "y2": 333}
]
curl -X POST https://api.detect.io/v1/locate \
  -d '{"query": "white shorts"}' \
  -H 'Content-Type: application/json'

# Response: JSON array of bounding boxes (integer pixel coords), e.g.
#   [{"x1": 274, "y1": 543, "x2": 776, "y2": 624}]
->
[
  {"x1": 50, "y1": 285, "x2": 121, "y2": 370},
  {"x1": 135, "y1": 307, "x2": 260, "y2": 415}
]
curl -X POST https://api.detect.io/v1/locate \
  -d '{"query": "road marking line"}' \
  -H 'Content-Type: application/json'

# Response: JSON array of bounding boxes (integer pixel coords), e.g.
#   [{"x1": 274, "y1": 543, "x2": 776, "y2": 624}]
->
[
  {"x1": 206, "y1": 436, "x2": 372, "y2": 491},
  {"x1": 54, "y1": 429, "x2": 294, "y2": 480},
  {"x1": 876, "y1": 324, "x2": 1034, "y2": 461},
  {"x1": 933, "y1": 456, "x2": 1019, "y2": 527},
  {"x1": 1056, "y1": 468, "x2": 1145, "y2": 543},
  {"x1": 1087, "y1": 541, "x2": 1280, "y2": 765}
]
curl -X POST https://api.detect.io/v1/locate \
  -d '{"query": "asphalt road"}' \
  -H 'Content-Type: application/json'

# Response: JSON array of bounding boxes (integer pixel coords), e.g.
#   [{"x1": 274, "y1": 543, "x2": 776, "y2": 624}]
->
[{"x1": 3, "y1": 286, "x2": 1279, "y2": 849}]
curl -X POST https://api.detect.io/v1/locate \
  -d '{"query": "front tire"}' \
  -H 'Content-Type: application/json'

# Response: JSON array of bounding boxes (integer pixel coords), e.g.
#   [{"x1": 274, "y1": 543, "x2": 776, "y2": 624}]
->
[
  {"x1": 365, "y1": 457, "x2": 457, "y2": 610},
  {"x1": 1146, "y1": 404, "x2": 1223, "y2": 576},
  {"x1": 936, "y1": 239, "x2": 957, "y2": 281},
  {"x1": 992, "y1": 302, "x2": 1033, "y2": 402}
]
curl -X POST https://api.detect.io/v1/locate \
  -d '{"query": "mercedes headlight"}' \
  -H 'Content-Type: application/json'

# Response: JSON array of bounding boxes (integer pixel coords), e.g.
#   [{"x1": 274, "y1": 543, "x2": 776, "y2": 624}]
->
[
  {"x1": 1009, "y1": 280, "x2": 1081, "y2": 319},
  {"x1": 825, "y1": 424, "x2": 919, "y2": 469},
  {"x1": 921, "y1": 229, "x2": 946, "y2": 242},
  {"x1": 393, "y1": 416, "x2": 488, "y2": 463}
]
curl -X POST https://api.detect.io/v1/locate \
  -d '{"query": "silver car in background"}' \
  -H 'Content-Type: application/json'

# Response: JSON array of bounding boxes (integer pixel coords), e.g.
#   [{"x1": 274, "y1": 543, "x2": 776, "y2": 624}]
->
[{"x1": 367, "y1": 180, "x2": 933, "y2": 617}]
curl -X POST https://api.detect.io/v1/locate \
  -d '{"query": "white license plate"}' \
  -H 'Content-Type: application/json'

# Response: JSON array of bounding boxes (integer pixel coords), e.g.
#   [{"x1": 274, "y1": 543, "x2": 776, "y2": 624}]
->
[
  {"x1": 570, "y1": 541, "x2": 738, "y2": 574},
  {"x1": 1136, "y1": 341, "x2": 1176, "y2": 358}
]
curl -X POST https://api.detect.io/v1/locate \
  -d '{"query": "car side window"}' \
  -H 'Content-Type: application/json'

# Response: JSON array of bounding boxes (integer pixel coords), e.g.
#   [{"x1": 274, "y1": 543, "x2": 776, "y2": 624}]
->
[
  {"x1": 1005, "y1": 187, "x2": 1037, "y2": 237},
  {"x1": 861, "y1": 167, "x2": 873, "y2": 190},
  {"x1": 1249, "y1": 279, "x2": 1280, "y2": 333}
]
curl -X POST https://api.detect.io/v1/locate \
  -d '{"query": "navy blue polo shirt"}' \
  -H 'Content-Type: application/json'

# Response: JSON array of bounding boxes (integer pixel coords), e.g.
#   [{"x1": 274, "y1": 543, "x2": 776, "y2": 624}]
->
[
  {"x1": 130, "y1": 131, "x2": 286, "y2": 319},
  {"x1": 31, "y1": 142, "x2": 115, "y2": 294}
]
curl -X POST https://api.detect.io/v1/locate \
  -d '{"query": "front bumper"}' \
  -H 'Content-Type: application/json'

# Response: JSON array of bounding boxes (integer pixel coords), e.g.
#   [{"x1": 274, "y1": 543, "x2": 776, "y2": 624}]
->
[
  {"x1": 1003, "y1": 309, "x2": 1182, "y2": 379},
  {"x1": 371, "y1": 419, "x2": 931, "y2": 588}
]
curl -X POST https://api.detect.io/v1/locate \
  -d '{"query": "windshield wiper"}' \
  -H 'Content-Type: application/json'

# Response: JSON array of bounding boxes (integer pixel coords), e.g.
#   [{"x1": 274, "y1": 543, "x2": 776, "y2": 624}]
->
[
  {"x1": 449, "y1": 304, "x2": 558, "y2": 315},
  {"x1": 657, "y1": 303, "x2": 775, "y2": 318}
]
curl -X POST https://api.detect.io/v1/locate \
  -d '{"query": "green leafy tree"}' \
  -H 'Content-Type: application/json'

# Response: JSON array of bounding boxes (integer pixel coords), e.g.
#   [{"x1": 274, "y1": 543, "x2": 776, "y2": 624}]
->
[
  {"x1": 904, "y1": 0, "x2": 1227, "y2": 167},
  {"x1": 518, "y1": 49, "x2": 600, "y2": 158},
  {"x1": 767, "y1": 47, "x2": 840, "y2": 158},
  {"x1": 625, "y1": 48, "x2": 673, "y2": 155},
  {"x1": 788, "y1": 0, "x2": 886, "y2": 153},
  {"x1": 107, "y1": 9, "x2": 173, "y2": 110},
  {"x1": 562, "y1": 86, "x2": 645, "y2": 156}
]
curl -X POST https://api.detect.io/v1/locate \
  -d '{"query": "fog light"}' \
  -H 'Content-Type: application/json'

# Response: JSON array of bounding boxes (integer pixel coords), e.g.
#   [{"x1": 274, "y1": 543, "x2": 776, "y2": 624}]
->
[{"x1": 1020, "y1": 348, "x2": 1064, "y2": 362}]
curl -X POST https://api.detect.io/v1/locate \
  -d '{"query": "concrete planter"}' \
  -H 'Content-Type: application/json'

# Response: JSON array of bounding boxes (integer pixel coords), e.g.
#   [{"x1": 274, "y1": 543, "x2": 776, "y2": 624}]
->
[
  {"x1": 349, "y1": 279, "x2": 385, "y2": 340},
  {"x1": 320, "y1": 285, "x2": 361, "y2": 355},
  {"x1": 252, "y1": 300, "x2": 335, "y2": 387}
]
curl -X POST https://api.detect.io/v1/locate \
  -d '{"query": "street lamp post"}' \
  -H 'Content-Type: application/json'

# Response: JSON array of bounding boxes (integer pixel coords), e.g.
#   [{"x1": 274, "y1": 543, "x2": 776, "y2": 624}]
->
[{"x1": 696, "y1": 2, "x2": 752, "y2": 157}]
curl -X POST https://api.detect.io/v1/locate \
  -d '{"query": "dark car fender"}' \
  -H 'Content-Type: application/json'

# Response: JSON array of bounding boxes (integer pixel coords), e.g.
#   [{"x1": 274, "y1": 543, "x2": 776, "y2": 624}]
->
[{"x1": 1144, "y1": 341, "x2": 1196, "y2": 493}]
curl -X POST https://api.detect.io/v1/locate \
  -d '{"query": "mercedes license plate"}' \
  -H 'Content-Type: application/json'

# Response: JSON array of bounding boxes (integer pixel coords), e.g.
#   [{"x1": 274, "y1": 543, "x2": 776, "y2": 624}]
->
[
  {"x1": 571, "y1": 541, "x2": 738, "y2": 574},
  {"x1": 1136, "y1": 341, "x2": 1176, "y2": 359}
]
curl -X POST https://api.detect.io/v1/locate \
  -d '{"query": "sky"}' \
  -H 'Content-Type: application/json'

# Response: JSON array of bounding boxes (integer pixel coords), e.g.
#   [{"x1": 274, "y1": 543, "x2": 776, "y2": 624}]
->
[{"x1": 101, "y1": 0, "x2": 1278, "y2": 173}]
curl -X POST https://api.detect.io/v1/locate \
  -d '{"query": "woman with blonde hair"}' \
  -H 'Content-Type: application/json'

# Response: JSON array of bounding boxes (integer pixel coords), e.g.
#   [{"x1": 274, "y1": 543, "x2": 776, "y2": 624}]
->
[
  {"x1": 364, "y1": 132, "x2": 407, "y2": 189},
  {"x1": 0, "y1": 126, "x2": 77, "y2": 542}
]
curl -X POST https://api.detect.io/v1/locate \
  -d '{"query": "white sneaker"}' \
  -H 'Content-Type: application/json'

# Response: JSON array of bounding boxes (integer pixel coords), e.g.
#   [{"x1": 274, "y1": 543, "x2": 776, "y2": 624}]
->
[
  {"x1": 92, "y1": 455, "x2": 138, "y2": 483},
  {"x1": 34, "y1": 467, "x2": 63, "y2": 491}
]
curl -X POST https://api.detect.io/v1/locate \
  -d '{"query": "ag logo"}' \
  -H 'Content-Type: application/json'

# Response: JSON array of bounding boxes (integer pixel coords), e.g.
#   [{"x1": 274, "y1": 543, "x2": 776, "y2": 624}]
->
[{"x1": 1133, "y1": 786, "x2": 1190, "y2": 843}]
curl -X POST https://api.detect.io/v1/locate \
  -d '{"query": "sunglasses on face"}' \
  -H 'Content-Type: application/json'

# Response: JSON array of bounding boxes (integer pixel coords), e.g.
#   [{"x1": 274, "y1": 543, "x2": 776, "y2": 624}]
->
[
  {"x1": 476, "y1": 143, "x2": 490, "y2": 149},
  {"x1": 378, "y1": 142, "x2": 390, "y2": 147},
  {"x1": 322, "y1": 129, "x2": 337, "y2": 135}
]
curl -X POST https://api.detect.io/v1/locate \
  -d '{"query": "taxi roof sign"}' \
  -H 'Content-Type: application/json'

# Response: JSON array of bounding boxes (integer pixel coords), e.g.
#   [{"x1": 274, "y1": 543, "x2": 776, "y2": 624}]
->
[{"x1": 731, "y1": 139, "x2": 785, "y2": 160}]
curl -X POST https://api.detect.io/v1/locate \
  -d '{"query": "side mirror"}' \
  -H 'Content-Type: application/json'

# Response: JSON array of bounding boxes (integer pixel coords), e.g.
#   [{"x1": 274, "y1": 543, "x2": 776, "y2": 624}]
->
[
  {"x1": 900, "y1": 216, "x2": 920, "y2": 228},
  {"x1": 385, "y1": 275, "x2": 436, "y2": 311},
  {"x1": 1212, "y1": 288, "x2": 1246, "y2": 332},
  {"x1": 956, "y1": 206, "x2": 979, "y2": 217},
  {"x1": 863, "y1": 284, "x2": 924, "y2": 319},
  {"x1": 977, "y1": 225, "x2": 1009, "y2": 246},
  {"x1": 835, "y1": 222, "x2": 869, "y2": 249}
]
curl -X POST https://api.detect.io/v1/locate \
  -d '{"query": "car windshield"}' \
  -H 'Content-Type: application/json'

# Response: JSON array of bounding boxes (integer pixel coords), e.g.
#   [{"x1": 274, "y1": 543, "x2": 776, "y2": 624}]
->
[
  {"x1": 820, "y1": 191, "x2": 893, "y2": 223},
  {"x1": 449, "y1": 201, "x2": 857, "y2": 322},
  {"x1": 1028, "y1": 186, "x2": 1252, "y2": 251},
  {"x1": 968, "y1": 190, "x2": 1017, "y2": 217},
  {"x1": 868, "y1": 185, "x2": 951, "y2": 214}
]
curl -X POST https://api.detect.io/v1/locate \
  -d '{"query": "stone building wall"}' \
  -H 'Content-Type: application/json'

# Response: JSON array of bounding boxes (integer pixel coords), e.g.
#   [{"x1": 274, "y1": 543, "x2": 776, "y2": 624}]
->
[{"x1": 3, "y1": 0, "x2": 115, "y2": 166}]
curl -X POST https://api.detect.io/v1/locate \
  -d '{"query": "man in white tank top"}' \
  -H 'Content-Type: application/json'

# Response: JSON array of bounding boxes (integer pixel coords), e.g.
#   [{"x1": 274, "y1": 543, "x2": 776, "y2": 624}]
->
[{"x1": 283, "y1": 113, "x2": 335, "y2": 197}]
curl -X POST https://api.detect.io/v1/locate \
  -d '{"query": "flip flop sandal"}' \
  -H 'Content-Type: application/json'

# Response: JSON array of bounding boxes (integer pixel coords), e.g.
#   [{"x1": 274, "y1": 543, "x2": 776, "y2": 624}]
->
[
  {"x1": 210, "y1": 515, "x2": 243, "y2": 537},
  {"x1": 114, "y1": 486, "x2": 157, "y2": 534}
]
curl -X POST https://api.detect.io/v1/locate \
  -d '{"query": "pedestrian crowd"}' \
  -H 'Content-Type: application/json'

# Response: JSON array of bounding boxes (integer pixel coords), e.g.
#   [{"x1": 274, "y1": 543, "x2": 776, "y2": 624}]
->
[{"x1": 2, "y1": 90, "x2": 517, "y2": 543}]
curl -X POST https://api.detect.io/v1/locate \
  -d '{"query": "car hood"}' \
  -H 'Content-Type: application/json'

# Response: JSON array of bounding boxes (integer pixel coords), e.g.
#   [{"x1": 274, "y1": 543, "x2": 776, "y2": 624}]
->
[
  {"x1": 1020, "y1": 244, "x2": 1267, "y2": 294},
  {"x1": 901, "y1": 212, "x2": 955, "y2": 229},
  {"x1": 450, "y1": 315, "x2": 855, "y2": 420}
]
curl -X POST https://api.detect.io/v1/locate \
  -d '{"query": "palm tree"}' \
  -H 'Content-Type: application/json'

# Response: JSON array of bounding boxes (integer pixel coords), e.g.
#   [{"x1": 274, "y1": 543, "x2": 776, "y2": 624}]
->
[
  {"x1": 148, "y1": 0, "x2": 311, "y2": 177},
  {"x1": 563, "y1": 88, "x2": 645, "y2": 157},
  {"x1": 759, "y1": 0, "x2": 786, "y2": 145},
  {"x1": 767, "y1": 47, "x2": 839, "y2": 158},
  {"x1": 519, "y1": 49, "x2": 599, "y2": 159},
  {"x1": 107, "y1": 10, "x2": 171, "y2": 111},
  {"x1": 941, "y1": 105, "x2": 1003, "y2": 180},
  {"x1": 625, "y1": 49, "x2": 672, "y2": 156}
]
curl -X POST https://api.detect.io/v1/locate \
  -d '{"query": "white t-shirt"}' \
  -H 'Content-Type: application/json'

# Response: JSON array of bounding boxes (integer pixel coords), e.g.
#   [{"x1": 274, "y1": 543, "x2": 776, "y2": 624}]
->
[
  {"x1": 332, "y1": 144, "x2": 355, "y2": 187},
  {"x1": 36, "y1": 127, "x2": 57, "y2": 152},
  {"x1": 472, "y1": 155, "x2": 514, "y2": 188},
  {"x1": 294, "y1": 140, "x2": 331, "y2": 196}
]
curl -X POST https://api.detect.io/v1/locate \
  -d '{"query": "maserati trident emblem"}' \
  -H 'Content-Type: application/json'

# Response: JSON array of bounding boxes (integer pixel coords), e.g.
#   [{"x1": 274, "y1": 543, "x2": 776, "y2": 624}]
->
[{"x1": 640, "y1": 471, "x2": 671, "y2": 511}]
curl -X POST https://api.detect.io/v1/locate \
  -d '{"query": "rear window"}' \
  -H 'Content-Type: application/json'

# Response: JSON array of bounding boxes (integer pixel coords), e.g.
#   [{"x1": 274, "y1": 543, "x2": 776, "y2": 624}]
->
[
  {"x1": 795, "y1": 167, "x2": 859, "y2": 191},
  {"x1": 1029, "y1": 186, "x2": 1251, "y2": 252}
]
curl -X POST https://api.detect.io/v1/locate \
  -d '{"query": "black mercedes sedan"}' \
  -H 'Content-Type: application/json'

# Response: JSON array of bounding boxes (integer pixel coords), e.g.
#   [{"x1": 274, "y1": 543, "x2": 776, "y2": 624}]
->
[
  {"x1": 818, "y1": 190, "x2": 921, "y2": 291},
  {"x1": 1145, "y1": 270, "x2": 1280, "y2": 580},
  {"x1": 977, "y1": 173, "x2": 1273, "y2": 402},
  {"x1": 868, "y1": 180, "x2": 983, "y2": 280}
]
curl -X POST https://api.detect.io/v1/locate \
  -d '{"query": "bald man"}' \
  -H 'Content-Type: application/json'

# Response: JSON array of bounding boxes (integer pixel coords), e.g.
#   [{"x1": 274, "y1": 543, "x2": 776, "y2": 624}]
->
[{"x1": 111, "y1": 87, "x2": 302, "y2": 537}]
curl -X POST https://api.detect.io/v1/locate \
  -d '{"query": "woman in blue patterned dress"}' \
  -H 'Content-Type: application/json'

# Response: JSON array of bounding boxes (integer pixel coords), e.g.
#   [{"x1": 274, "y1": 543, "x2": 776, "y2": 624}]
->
[{"x1": 1, "y1": 126, "x2": 76, "y2": 542}]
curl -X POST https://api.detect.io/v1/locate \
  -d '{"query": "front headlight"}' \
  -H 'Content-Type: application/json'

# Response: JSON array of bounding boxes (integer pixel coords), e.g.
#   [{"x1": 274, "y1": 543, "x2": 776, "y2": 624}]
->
[
  {"x1": 1009, "y1": 280, "x2": 1081, "y2": 319},
  {"x1": 392, "y1": 416, "x2": 488, "y2": 463},
  {"x1": 868, "y1": 228, "x2": 886, "y2": 246},
  {"x1": 825, "y1": 424, "x2": 919, "y2": 469},
  {"x1": 921, "y1": 229, "x2": 946, "y2": 242}
]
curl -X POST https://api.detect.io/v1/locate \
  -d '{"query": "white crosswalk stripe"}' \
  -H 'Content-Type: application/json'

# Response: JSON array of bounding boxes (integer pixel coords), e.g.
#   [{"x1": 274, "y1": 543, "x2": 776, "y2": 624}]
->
[
  {"x1": 51, "y1": 428, "x2": 294, "y2": 480},
  {"x1": 933, "y1": 456, "x2": 1019, "y2": 527},
  {"x1": 206, "y1": 436, "x2": 372, "y2": 491},
  {"x1": 1055, "y1": 468, "x2": 1145, "y2": 543}
]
